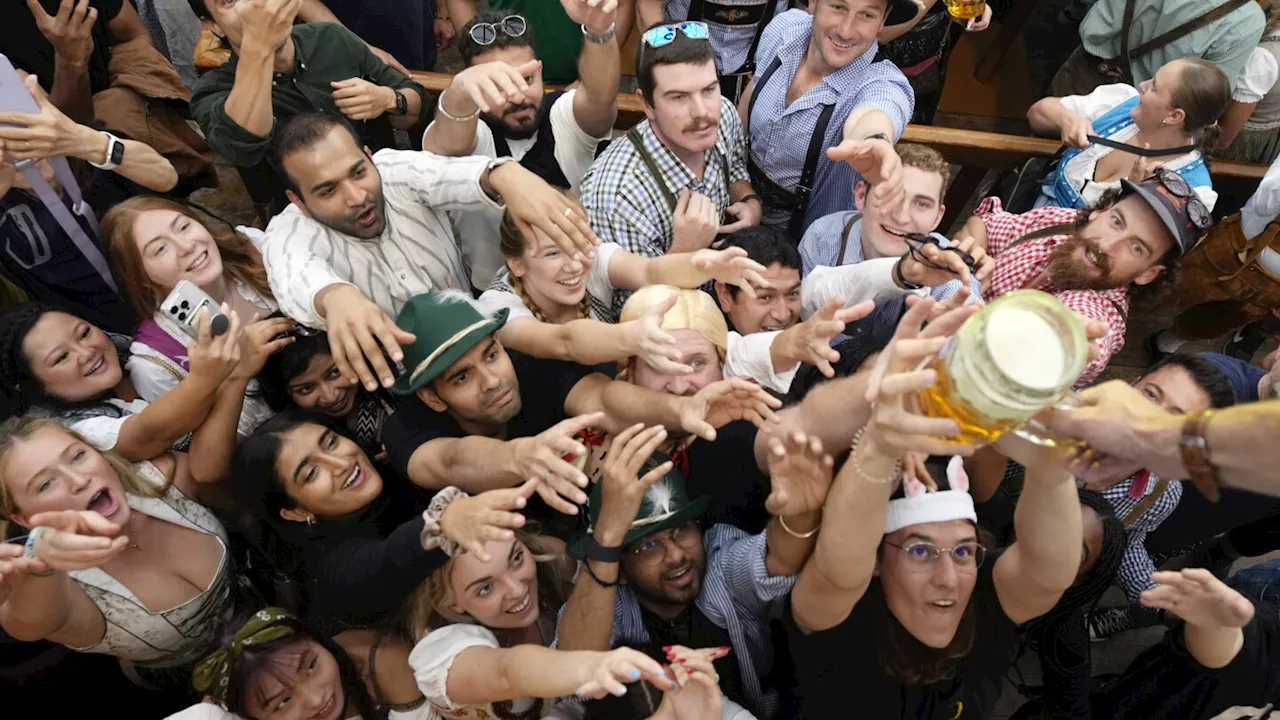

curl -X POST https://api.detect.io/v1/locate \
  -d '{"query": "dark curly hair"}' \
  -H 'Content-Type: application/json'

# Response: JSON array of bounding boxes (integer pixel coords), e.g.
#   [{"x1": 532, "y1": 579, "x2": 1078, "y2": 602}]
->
[{"x1": 0, "y1": 302, "x2": 130, "y2": 415}]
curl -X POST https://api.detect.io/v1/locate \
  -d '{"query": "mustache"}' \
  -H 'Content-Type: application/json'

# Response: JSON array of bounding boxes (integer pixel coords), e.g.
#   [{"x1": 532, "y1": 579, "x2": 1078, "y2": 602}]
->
[
  {"x1": 503, "y1": 103, "x2": 538, "y2": 117},
  {"x1": 683, "y1": 118, "x2": 717, "y2": 134},
  {"x1": 347, "y1": 200, "x2": 376, "y2": 222}
]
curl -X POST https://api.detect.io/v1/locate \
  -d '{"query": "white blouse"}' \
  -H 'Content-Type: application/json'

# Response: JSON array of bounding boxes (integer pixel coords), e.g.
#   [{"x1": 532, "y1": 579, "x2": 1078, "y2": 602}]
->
[
  {"x1": 409, "y1": 624, "x2": 547, "y2": 720},
  {"x1": 1234, "y1": 46, "x2": 1280, "y2": 103}
]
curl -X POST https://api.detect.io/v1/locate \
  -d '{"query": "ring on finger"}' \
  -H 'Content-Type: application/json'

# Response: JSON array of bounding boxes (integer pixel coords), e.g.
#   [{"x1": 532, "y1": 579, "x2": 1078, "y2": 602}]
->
[{"x1": 563, "y1": 207, "x2": 574, "y2": 218}]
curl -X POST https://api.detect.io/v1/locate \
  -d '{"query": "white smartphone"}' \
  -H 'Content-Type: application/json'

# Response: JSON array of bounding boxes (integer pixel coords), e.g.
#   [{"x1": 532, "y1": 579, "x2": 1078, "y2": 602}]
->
[{"x1": 161, "y1": 280, "x2": 228, "y2": 338}]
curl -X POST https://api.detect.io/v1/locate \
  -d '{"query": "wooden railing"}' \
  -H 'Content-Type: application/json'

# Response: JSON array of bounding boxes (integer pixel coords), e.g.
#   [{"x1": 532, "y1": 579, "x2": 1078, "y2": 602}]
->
[{"x1": 410, "y1": 71, "x2": 1269, "y2": 227}]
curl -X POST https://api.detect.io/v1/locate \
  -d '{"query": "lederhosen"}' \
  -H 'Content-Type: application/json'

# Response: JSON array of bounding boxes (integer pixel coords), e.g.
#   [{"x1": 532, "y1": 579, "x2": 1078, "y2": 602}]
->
[
  {"x1": 745, "y1": 55, "x2": 837, "y2": 244},
  {"x1": 686, "y1": 0, "x2": 784, "y2": 103},
  {"x1": 624, "y1": 126, "x2": 733, "y2": 225},
  {"x1": 1161, "y1": 213, "x2": 1280, "y2": 338},
  {"x1": 482, "y1": 89, "x2": 573, "y2": 189}
]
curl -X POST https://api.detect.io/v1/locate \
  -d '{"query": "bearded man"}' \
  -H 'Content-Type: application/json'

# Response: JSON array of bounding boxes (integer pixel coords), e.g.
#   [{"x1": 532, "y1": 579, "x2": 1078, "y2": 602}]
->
[{"x1": 953, "y1": 171, "x2": 1209, "y2": 385}]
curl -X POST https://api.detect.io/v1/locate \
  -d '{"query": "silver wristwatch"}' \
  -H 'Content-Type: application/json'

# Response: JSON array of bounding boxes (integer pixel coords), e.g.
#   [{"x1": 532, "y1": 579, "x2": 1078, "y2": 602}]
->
[{"x1": 582, "y1": 22, "x2": 616, "y2": 44}]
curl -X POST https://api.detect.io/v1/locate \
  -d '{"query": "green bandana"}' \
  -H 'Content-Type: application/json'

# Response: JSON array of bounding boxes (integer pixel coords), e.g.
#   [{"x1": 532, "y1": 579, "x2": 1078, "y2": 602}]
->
[{"x1": 193, "y1": 607, "x2": 296, "y2": 707}]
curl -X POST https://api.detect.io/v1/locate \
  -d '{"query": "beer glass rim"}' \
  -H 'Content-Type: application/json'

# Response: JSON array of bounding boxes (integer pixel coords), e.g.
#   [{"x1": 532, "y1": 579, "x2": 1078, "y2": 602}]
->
[{"x1": 982, "y1": 290, "x2": 1088, "y2": 392}]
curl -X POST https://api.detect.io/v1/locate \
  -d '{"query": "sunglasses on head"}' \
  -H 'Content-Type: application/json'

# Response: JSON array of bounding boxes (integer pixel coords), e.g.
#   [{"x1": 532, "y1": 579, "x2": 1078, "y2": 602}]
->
[
  {"x1": 469, "y1": 15, "x2": 527, "y2": 46},
  {"x1": 1151, "y1": 168, "x2": 1212, "y2": 231},
  {"x1": 641, "y1": 21, "x2": 710, "y2": 49}
]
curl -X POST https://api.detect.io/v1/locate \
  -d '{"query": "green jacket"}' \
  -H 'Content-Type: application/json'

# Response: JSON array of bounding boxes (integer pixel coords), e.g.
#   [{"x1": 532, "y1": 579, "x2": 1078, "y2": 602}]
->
[{"x1": 191, "y1": 23, "x2": 428, "y2": 167}]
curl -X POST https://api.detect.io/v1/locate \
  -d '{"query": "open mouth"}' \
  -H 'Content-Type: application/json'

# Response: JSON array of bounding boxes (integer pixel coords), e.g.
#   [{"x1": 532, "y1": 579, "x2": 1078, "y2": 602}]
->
[
  {"x1": 84, "y1": 356, "x2": 106, "y2": 377},
  {"x1": 87, "y1": 488, "x2": 119, "y2": 517},
  {"x1": 665, "y1": 564, "x2": 695, "y2": 588},
  {"x1": 505, "y1": 593, "x2": 532, "y2": 615},
  {"x1": 341, "y1": 464, "x2": 363, "y2": 491},
  {"x1": 556, "y1": 276, "x2": 584, "y2": 290},
  {"x1": 315, "y1": 691, "x2": 336, "y2": 720},
  {"x1": 1083, "y1": 247, "x2": 1104, "y2": 272},
  {"x1": 927, "y1": 599, "x2": 956, "y2": 611},
  {"x1": 186, "y1": 251, "x2": 209, "y2": 273},
  {"x1": 355, "y1": 206, "x2": 378, "y2": 228},
  {"x1": 829, "y1": 36, "x2": 856, "y2": 50}
]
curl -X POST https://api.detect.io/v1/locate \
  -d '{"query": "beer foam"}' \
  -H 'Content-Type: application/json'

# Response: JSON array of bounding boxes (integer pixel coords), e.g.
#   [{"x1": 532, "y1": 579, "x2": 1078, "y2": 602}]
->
[{"x1": 984, "y1": 306, "x2": 1065, "y2": 391}]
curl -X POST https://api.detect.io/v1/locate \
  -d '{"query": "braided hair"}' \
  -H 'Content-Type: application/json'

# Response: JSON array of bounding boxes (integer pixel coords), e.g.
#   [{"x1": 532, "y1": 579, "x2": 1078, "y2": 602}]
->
[{"x1": 498, "y1": 193, "x2": 595, "y2": 323}]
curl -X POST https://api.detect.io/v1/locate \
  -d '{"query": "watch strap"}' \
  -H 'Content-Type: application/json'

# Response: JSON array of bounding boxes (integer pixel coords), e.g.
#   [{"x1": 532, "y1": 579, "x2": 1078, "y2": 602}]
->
[
  {"x1": 1179, "y1": 409, "x2": 1221, "y2": 502},
  {"x1": 90, "y1": 132, "x2": 124, "y2": 170},
  {"x1": 582, "y1": 22, "x2": 616, "y2": 44},
  {"x1": 585, "y1": 536, "x2": 622, "y2": 563}
]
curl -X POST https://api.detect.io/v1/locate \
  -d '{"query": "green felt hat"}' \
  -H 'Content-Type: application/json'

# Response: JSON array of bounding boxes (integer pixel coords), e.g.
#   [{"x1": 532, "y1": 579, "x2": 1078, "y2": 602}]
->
[
  {"x1": 391, "y1": 292, "x2": 509, "y2": 395},
  {"x1": 567, "y1": 451, "x2": 712, "y2": 560}
]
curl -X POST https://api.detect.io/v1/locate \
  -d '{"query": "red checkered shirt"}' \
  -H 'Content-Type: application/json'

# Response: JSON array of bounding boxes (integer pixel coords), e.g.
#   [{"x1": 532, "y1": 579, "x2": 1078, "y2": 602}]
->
[{"x1": 976, "y1": 197, "x2": 1128, "y2": 387}]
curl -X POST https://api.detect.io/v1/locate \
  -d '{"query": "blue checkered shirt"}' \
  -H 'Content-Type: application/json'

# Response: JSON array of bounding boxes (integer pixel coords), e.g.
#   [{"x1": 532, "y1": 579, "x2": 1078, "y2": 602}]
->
[
  {"x1": 579, "y1": 96, "x2": 749, "y2": 316},
  {"x1": 553, "y1": 524, "x2": 794, "y2": 718},
  {"x1": 747, "y1": 10, "x2": 914, "y2": 233},
  {"x1": 663, "y1": 0, "x2": 791, "y2": 75},
  {"x1": 798, "y1": 210, "x2": 981, "y2": 302},
  {"x1": 1101, "y1": 474, "x2": 1183, "y2": 603}
]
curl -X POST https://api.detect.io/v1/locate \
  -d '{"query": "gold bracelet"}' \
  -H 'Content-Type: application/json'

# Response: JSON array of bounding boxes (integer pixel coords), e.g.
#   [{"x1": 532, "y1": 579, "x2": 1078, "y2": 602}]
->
[
  {"x1": 850, "y1": 426, "x2": 902, "y2": 485},
  {"x1": 777, "y1": 515, "x2": 820, "y2": 539}
]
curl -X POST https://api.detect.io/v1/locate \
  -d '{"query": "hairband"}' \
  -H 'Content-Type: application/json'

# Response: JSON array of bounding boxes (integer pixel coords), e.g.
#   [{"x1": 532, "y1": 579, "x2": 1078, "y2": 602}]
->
[{"x1": 192, "y1": 607, "x2": 296, "y2": 708}]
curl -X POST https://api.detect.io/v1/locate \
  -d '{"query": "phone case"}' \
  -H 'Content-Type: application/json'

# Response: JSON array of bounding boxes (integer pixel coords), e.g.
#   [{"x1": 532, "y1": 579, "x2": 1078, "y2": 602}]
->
[{"x1": 162, "y1": 281, "x2": 219, "y2": 338}]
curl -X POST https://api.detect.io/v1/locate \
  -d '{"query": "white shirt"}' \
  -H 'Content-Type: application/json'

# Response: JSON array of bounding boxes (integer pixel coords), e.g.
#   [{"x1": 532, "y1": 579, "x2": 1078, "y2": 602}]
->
[
  {"x1": 66, "y1": 398, "x2": 153, "y2": 451},
  {"x1": 427, "y1": 89, "x2": 610, "y2": 289},
  {"x1": 1235, "y1": 46, "x2": 1280, "y2": 103},
  {"x1": 1059, "y1": 84, "x2": 1218, "y2": 211},
  {"x1": 1241, "y1": 152, "x2": 1280, "y2": 276},
  {"x1": 409, "y1": 624, "x2": 543, "y2": 719},
  {"x1": 262, "y1": 151, "x2": 504, "y2": 327}
]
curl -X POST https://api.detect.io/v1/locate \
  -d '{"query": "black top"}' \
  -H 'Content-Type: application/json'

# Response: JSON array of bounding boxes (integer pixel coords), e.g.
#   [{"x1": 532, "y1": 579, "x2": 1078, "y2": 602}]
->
[
  {"x1": 1090, "y1": 607, "x2": 1280, "y2": 719},
  {"x1": 382, "y1": 350, "x2": 601, "y2": 479},
  {"x1": 282, "y1": 476, "x2": 446, "y2": 632},
  {"x1": 640, "y1": 603, "x2": 746, "y2": 710},
  {"x1": 785, "y1": 556, "x2": 1019, "y2": 720},
  {"x1": 3, "y1": 0, "x2": 121, "y2": 96},
  {"x1": 685, "y1": 420, "x2": 771, "y2": 534}
]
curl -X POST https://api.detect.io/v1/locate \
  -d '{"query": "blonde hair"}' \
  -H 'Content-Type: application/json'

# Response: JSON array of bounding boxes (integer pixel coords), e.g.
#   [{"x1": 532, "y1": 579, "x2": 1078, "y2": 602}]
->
[
  {"x1": 497, "y1": 192, "x2": 593, "y2": 324},
  {"x1": 102, "y1": 196, "x2": 274, "y2": 320},
  {"x1": 405, "y1": 529, "x2": 565, "y2": 641},
  {"x1": 620, "y1": 285, "x2": 728, "y2": 350},
  {"x1": 0, "y1": 417, "x2": 163, "y2": 536}
]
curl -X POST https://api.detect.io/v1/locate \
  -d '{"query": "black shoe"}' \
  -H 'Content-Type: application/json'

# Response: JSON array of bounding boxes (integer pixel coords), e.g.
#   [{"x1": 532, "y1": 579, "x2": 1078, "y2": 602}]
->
[
  {"x1": 1087, "y1": 607, "x2": 1134, "y2": 641},
  {"x1": 1145, "y1": 331, "x2": 1172, "y2": 364},
  {"x1": 1223, "y1": 324, "x2": 1268, "y2": 362}
]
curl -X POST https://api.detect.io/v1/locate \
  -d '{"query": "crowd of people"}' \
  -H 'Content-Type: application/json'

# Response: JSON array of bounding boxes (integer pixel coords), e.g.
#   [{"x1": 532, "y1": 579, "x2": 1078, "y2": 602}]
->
[{"x1": 5, "y1": 0, "x2": 1280, "y2": 718}]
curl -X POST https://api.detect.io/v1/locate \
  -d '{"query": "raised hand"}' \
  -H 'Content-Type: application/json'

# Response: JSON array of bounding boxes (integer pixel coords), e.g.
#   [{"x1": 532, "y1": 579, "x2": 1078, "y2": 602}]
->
[
  {"x1": 575, "y1": 647, "x2": 671, "y2": 698},
  {"x1": 506, "y1": 412, "x2": 607, "y2": 515},
  {"x1": 1142, "y1": 569, "x2": 1255, "y2": 629},
  {"x1": 861, "y1": 297, "x2": 980, "y2": 459},
  {"x1": 678, "y1": 378, "x2": 782, "y2": 441},
  {"x1": 26, "y1": 510, "x2": 130, "y2": 572},
  {"x1": 718, "y1": 195, "x2": 763, "y2": 234},
  {"x1": 1128, "y1": 147, "x2": 1161, "y2": 183},
  {"x1": 690, "y1": 246, "x2": 770, "y2": 298},
  {"x1": 237, "y1": 0, "x2": 304, "y2": 52},
  {"x1": 489, "y1": 163, "x2": 599, "y2": 261},
  {"x1": 330, "y1": 78, "x2": 398, "y2": 121},
  {"x1": 625, "y1": 293, "x2": 692, "y2": 376},
  {"x1": 777, "y1": 297, "x2": 875, "y2": 378},
  {"x1": 1039, "y1": 380, "x2": 1178, "y2": 485},
  {"x1": 950, "y1": 234, "x2": 994, "y2": 291},
  {"x1": 897, "y1": 242, "x2": 973, "y2": 290},
  {"x1": 559, "y1": 0, "x2": 619, "y2": 34},
  {"x1": 187, "y1": 306, "x2": 243, "y2": 386},
  {"x1": 449, "y1": 60, "x2": 541, "y2": 114},
  {"x1": 594, "y1": 423, "x2": 674, "y2": 545},
  {"x1": 765, "y1": 431, "x2": 835, "y2": 518},
  {"x1": 657, "y1": 646, "x2": 730, "y2": 720},
  {"x1": 0, "y1": 75, "x2": 101, "y2": 163},
  {"x1": 672, "y1": 188, "x2": 720, "y2": 254},
  {"x1": 233, "y1": 315, "x2": 296, "y2": 379},
  {"x1": 828, "y1": 138, "x2": 904, "y2": 216},
  {"x1": 27, "y1": 0, "x2": 96, "y2": 68},
  {"x1": 319, "y1": 285, "x2": 415, "y2": 391},
  {"x1": 367, "y1": 44, "x2": 411, "y2": 75},
  {"x1": 0, "y1": 543, "x2": 49, "y2": 605},
  {"x1": 433, "y1": 17, "x2": 456, "y2": 52},
  {"x1": 1059, "y1": 110, "x2": 1092, "y2": 149},
  {"x1": 438, "y1": 480, "x2": 537, "y2": 561}
]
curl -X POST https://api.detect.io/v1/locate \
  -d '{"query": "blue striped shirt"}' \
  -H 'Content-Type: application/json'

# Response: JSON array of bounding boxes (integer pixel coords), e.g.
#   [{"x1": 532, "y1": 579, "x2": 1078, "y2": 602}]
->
[
  {"x1": 1102, "y1": 474, "x2": 1183, "y2": 603},
  {"x1": 554, "y1": 524, "x2": 794, "y2": 718},
  {"x1": 798, "y1": 210, "x2": 980, "y2": 302},
  {"x1": 747, "y1": 10, "x2": 913, "y2": 233}
]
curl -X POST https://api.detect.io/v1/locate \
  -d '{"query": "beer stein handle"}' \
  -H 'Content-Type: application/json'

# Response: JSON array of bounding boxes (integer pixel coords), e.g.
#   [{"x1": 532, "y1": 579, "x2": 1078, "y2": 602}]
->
[{"x1": 1010, "y1": 391, "x2": 1082, "y2": 448}]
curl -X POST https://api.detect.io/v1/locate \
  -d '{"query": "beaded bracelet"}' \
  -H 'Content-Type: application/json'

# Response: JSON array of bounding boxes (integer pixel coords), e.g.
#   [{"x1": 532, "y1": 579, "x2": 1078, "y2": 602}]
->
[{"x1": 850, "y1": 426, "x2": 902, "y2": 485}]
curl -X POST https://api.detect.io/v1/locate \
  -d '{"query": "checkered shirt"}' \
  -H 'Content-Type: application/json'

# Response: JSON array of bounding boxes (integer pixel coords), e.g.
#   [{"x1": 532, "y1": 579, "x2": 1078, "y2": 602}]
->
[
  {"x1": 1102, "y1": 473, "x2": 1184, "y2": 602},
  {"x1": 579, "y1": 96, "x2": 749, "y2": 316},
  {"x1": 976, "y1": 197, "x2": 1129, "y2": 387},
  {"x1": 747, "y1": 10, "x2": 914, "y2": 233}
]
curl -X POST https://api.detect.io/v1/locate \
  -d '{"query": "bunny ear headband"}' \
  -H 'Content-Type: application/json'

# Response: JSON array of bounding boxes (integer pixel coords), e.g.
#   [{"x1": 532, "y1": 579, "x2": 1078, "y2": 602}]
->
[{"x1": 884, "y1": 456, "x2": 978, "y2": 534}]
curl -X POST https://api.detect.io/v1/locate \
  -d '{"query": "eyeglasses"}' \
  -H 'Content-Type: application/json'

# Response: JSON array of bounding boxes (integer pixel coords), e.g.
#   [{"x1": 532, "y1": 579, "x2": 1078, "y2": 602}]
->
[
  {"x1": 883, "y1": 228, "x2": 977, "y2": 275},
  {"x1": 641, "y1": 21, "x2": 710, "y2": 49},
  {"x1": 627, "y1": 521, "x2": 701, "y2": 567},
  {"x1": 884, "y1": 541, "x2": 986, "y2": 571},
  {"x1": 1151, "y1": 167, "x2": 1212, "y2": 231},
  {"x1": 469, "y1": 15, "x2": 527, "y2": 46}
]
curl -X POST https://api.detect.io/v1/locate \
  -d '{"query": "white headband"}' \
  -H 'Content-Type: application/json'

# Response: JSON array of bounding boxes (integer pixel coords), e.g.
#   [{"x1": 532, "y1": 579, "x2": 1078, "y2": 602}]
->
[{"x1": 884, "y1": 456, "x2": 977, "y2": 534}]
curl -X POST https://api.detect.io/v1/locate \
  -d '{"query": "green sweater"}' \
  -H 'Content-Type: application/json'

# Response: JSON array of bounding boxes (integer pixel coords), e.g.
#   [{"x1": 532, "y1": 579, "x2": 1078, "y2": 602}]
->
[{"x1": 191, "y1": 23, "x2": 428, "y2": 167}]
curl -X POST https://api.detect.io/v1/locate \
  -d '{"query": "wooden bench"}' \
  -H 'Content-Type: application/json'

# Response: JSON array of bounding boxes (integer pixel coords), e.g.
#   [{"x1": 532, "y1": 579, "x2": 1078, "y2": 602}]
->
[{"x1": 410, "y1": 70, "x2": 1268, "y2": 228}]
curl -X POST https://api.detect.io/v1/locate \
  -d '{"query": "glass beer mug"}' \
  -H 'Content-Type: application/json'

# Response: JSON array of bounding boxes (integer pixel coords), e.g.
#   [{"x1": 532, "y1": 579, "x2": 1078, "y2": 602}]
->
[
  {"x1": 917, "y1": 290, "x2": 1088, "y2": 447},
  {"x1": 944, "y1": 0, "x2": 987, "y2": 20}
]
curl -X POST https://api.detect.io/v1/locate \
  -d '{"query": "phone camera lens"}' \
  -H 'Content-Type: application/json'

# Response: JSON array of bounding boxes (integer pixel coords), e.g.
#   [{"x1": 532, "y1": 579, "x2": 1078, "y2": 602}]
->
[
  {"x1": 169, "y1": 306, "x2": 178, "y2": 314},
  {"x1": 180, "y1": 300, "x2": 190, "y2": 309},
  {"x1": 178, "y1": 312, "x2": 187, "y2": 321}
]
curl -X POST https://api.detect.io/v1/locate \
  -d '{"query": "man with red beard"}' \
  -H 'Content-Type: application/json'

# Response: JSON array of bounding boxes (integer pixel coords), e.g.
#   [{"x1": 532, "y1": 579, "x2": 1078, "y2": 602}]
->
[{"x1": 953, "y1": 170, "x2": 1210, "y2": 385}]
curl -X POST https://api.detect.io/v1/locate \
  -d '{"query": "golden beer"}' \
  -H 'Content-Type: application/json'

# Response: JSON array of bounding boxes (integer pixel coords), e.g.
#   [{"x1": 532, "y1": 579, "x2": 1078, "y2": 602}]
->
[
  {"x1": 917, "y1": 290, "x2": 1088, "y2": 447},
  {"x1": 944, "y1": 0, "x2": 987, "y2": 20}
]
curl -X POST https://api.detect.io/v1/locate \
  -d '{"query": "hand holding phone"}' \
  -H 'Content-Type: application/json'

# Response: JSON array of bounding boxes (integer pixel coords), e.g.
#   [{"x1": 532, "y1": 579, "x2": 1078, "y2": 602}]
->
[{"x1": 161, "y1": 280, "x2": 230, "y2": 338}]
